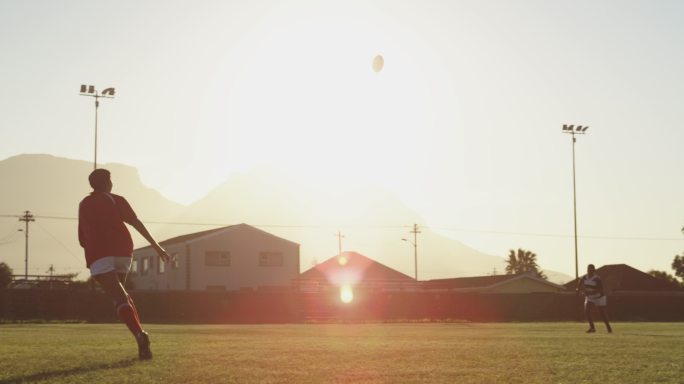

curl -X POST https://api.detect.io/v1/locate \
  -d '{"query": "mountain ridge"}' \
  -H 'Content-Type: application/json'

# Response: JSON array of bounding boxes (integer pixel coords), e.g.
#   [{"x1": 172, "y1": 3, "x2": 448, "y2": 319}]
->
[{"x1": 0, "y1": 154, "x2": 572, "y2": 283}]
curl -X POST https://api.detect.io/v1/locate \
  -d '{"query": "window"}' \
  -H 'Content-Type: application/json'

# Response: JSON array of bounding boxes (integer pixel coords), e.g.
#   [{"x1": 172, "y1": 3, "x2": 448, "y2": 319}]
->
[
  {"x1": 259, "y1": 252, "x2": 283, "y2": 267},
  {"x1": 171, "y1": 253, "x2": 180, "y2": 269},
  {"x1": 205, "y1": 251, "x2": 230, "y2": 266},
  {"x1": 141, "y1": 257, "x2": 149, "y2": 275},
  {"x1": 157, "y1": 256, "x2": 165, "y2": 274},
  {"x1": 130, "y1": 259, "x2": 138, "y2": 275}
]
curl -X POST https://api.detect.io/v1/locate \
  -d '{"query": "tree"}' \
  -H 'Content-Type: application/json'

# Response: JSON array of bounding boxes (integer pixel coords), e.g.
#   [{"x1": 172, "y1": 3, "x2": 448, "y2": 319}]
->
[
  {"x1": 672, "y1": 254, "x2": 684, "y2": 280},
  {"x1": 505, "y1": 248, "x2": 547, "y2": 280},
  {"x1": 0, "y1": 262, "x2": 13, "y2": 289},
  {"x1": 648, "y1": 270, "x2": 682, "y2": 289}
]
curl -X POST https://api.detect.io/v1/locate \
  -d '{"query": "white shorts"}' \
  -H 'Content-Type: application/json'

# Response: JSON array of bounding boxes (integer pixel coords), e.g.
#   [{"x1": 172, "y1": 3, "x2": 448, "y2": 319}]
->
[
  {"x1": 585, "y1": 295, "x2": 607, "y2": 307},
  {"x1": 89, "y1": 256, "x2": 132, "y2": 276}
]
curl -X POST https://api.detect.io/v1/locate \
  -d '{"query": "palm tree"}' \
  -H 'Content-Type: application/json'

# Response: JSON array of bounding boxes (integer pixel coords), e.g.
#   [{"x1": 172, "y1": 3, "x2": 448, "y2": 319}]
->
[{"x1": 505, "y1": 248, "x2": 547, "y2": 280}]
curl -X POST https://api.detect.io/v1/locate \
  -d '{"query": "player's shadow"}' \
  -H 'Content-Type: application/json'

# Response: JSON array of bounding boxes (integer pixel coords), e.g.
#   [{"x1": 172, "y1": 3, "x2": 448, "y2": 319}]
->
[{"x1": 0, "y1": 358, "x2": 138, "y2": 384}]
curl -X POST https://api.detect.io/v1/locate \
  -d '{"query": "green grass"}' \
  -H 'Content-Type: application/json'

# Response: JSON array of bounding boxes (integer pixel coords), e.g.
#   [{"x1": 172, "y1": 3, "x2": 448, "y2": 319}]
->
[{"x1": 0, "y1": 322, "x2": 682, "y2": 383}]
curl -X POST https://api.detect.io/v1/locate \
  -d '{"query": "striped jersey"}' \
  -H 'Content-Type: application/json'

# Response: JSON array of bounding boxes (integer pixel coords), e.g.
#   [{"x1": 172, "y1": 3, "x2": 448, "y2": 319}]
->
[{"x1": 582, "y1": 274, "x2": 603, "y2": 299}]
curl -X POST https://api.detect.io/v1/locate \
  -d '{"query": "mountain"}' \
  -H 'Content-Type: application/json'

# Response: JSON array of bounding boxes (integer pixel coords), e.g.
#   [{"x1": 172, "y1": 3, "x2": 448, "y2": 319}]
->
[
  {"x1": 0, "y1": 154, "x2": 572, "y2": 283},
  {"x1": 0, "y1": 154, "x2": 185, "y2": 278},
  {"x1": 169, "y1": 167, "x2": 532, "y2": 280}
]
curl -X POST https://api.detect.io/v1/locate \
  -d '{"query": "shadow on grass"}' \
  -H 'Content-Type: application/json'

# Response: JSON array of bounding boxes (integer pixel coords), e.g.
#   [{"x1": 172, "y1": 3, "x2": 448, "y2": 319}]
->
[{"x1": 0, "y1": 358, "x2": 138, "y2": 384}]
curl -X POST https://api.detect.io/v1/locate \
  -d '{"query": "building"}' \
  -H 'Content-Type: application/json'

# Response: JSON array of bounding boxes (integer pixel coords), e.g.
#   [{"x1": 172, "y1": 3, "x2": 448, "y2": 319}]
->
[
  {"x1": 129, "y1": 224, "x2": 299, "y2": 291},
  {"x1": 423, "y1": 272, "x2": 566, "y2": 293},
  {"x1": 563, "y1": 264, "x2": 682, "y2": 293},
  {"x1": 298, "y1": 251, "x2": 416, "y2": 292}
]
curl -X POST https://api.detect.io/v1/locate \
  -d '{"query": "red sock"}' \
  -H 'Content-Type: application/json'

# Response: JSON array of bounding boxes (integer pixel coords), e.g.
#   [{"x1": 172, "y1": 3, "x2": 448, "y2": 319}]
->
[
  {"x1": 127, "y1": 296, "x2": 142, "y2": 325},
  {"x1": 117, "y1": 302, "x2": 143, "y2": 336}
]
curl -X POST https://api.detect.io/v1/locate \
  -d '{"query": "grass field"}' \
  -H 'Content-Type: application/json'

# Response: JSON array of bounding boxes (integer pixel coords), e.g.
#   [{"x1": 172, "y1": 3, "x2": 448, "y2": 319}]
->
[{"x1": 1, "y1": 322, "x2": 682, "y2": 383}]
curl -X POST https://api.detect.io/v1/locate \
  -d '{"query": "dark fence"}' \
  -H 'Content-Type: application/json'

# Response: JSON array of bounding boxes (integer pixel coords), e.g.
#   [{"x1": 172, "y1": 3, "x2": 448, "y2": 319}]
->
[{"x1": 1, "y1": 288, "x2": 683, "y2": 323}]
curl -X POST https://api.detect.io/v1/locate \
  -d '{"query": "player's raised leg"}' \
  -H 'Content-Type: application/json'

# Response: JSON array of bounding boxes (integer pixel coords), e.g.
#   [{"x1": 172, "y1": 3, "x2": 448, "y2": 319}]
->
[{"x1": 95, "y1": 271, "x2": 152, "y2": 359}]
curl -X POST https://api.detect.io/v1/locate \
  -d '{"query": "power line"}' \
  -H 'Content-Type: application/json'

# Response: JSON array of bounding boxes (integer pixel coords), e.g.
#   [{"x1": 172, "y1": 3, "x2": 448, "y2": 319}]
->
[
  {"x1": 429, "y1": 226, "x2": 684, "y2": 242},
  {"x1": 0, "y1": 227, "x2": 22, "y2": 244},
  {"x1": 21, "y1": 215, "x2": 411, "y2": 229},
  {"x1": 1, "y1": 213, "x2": 682, "y2": 241},
  {"x1": 24, "y1": 215, "x2": 77, "y2": 221},
  {"x1": 34, "y1": 221, "x2": 82, "y2": 263}
]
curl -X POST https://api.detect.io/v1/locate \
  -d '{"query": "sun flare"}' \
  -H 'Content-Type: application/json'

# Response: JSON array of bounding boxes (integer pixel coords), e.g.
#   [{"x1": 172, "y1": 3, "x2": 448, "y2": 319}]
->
[{"x1": 340, "y1": 285, "x2": 354, "y2": 304}]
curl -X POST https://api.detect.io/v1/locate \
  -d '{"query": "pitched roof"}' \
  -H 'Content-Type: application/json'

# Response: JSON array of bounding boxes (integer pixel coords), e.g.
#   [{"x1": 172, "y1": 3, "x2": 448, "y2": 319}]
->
[
  {"x1": 158, "y1": 226, "x2": 232, "y2": 246},
  {"x1": 423, "y1": 275, "x2": 515, "y2": 290},
  {"x1": 563, "y1": 264, "x2": 681, "y2": 292},
  {"x1": 423, "y1": 272, "x2": 565, "y2": 291},
  {"x1": 135, "y1": 223, "x2": 298, "y2": 251},
  {"x1": 300, "y1": 251, "x2": 415, "y2": 284}
]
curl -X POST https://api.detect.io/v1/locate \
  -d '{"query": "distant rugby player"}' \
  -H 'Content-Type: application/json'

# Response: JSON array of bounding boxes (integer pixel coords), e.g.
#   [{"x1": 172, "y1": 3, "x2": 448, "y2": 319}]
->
[
  {"x1": 577, "y1": 264, "x2": 612, "y2": 333},
  {"x1": 78, "y1": 169, "x2": 170, "y2": 359}
]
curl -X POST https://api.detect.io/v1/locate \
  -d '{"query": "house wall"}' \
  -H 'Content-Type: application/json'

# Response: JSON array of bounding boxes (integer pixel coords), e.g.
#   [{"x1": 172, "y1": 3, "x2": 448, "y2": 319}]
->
[
  {"x1": 187, "y1": 226, "x2": 299, "y2": 291},
  {"x1": 128, "y1": 244, "x2": 187, "y2": 290},
  {"x1": 130, "y1": 244, "x2": 187, "y2": 290},
  {"x1": 130, "y1": 226, "x2": 299, "y2": 291}
]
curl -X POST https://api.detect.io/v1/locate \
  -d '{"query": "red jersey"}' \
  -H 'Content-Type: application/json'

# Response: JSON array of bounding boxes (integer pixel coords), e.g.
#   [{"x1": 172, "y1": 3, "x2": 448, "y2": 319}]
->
[{"x1": 78, "y1": 192, "x2": 137, "y2": 267}]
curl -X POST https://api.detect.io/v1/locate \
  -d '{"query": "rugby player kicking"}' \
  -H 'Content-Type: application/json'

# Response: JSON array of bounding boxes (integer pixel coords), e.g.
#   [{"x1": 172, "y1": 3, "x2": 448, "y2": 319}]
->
[
  {"x1": 79, "y1": 169, "x2": 170, "y2": 359},
  {"x1": 577, "y1": 264, "x2": 612, "y2": 333}
]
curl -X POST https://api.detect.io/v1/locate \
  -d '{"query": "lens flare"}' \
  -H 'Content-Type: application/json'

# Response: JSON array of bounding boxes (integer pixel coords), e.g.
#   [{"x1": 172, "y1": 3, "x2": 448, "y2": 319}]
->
[{"x1": 340, "y1": 285, "x2": 354, "y2": 303}]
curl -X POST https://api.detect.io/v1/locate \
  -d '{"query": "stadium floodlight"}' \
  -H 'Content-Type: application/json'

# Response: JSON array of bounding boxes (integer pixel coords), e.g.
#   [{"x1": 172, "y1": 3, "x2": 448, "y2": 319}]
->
[
  {"x1": 80, "y1": 84, "x2": 95, "y2": 94},
  {"x1": 79, "y1": 85, "x2": 115, "y2": 170},
  {"x1": 562, "y1": 123, "x2": 590, "y2": 285}
]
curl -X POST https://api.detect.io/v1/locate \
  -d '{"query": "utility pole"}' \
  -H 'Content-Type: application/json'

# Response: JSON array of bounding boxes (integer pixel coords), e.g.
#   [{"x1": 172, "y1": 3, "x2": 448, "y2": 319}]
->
[
  {"x1": 47, "y1": 264, "x2": 55, "y2": 290},
  {"x1": 18, "y1": 211, "x2": 35, "y2": 280},
  {"x1": 411, "y1": 223, "x2": 420, "y2": 280},
  {"x1": 335, "y1": 230, "x2": 345, "y2": 255},
  {"x1": 402, "y1": 223, "x2": 421, "y2": 280}
]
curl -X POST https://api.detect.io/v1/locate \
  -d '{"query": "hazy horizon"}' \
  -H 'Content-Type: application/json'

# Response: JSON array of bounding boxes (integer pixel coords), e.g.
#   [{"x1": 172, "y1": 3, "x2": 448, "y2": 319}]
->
[{"x1": 1, "y1": 1, "x2": 683, "y2": 278}]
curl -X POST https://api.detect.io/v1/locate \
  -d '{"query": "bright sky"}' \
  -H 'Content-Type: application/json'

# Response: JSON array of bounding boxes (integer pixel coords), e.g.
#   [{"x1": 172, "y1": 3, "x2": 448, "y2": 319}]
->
[{"x1": 1, "y1": 0, "x2": 683, "y2": 277}]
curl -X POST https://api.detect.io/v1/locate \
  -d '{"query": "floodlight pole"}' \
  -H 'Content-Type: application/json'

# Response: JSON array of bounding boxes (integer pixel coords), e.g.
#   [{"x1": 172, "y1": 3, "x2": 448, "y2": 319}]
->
[
  {"x1": 571, "y1": 131, "x2": 578, "y2": 282},
  {"x1": 79, "y1": 85, "x2": 115, "y2": 170},
  {"x1": 562, "y1": 124, "x2": 589, "y2": 283},
  {"x1": 94, "y1": 95, "x2": 99, "y2": 170}
]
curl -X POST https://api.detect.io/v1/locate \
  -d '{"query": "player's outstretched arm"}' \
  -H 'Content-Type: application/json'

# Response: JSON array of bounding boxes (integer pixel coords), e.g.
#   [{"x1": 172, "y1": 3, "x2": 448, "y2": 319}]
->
[{"x1": 127, "y1": 218, "x2": 170, "y2": 262}]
